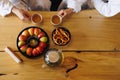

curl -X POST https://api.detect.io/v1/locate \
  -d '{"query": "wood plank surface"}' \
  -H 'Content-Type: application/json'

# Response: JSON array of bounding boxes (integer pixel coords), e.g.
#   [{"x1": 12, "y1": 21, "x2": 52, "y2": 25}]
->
[
  {"x1": 0, "y1": 52, "x2": 120, "y2": 80},
  {"x1": 0, "y1": 10, "x2": 120, "y2": 51},
  {"x1": 1, "y1": 10, "x2": 120, "y2": 80}
]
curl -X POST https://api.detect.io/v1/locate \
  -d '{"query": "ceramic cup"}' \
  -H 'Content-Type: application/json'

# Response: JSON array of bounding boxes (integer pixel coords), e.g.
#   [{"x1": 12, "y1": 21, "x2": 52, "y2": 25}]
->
[
  {"x1": 31, "y1": 13, "x2": 43, "y2": 24},
  {"x1": 44, "y1": 49, "x2": 63, "y2": 67},
  {"x1": 50, "y1": 14, "x2": 62, "y2": 26}
]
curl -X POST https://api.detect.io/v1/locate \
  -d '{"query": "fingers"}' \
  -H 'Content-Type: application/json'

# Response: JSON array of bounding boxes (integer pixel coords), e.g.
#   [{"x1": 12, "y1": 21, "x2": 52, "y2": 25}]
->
[
  {"x1": 13, "y1": 8, "x2": 73, "y2": 22},
  {"x1": 58, "y1": 10, "x2": 64, "y2": 16},
  {"x1": 58, "y1": 10, "x2": 67, "y2": 18},
  {"x1": 12, "y1": 7, "x2": 31, "y2": 21},
  {"x1": 22, "y1": 13, "x2": 31, "y2": 21},
  {"x1": 58, "y1": 9, "x2": 73, "y2": 18},
  {"x1": 21, "y1": 9, "x2": 31, "y2": 21}
]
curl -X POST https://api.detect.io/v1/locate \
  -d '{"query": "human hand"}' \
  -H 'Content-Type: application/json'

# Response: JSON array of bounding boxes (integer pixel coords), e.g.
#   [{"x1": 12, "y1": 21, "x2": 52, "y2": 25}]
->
[
  {"x1": 12, "y1": 7, "x2": 31, "y2": 21},
  {"x1": 58, "y1": 8, "x2": 74, "y2": 18}
]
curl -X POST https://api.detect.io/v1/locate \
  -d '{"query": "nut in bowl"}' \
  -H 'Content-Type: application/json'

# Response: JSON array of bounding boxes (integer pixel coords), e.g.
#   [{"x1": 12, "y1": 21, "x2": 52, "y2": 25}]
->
[
  {"x1": 52, "y1": 27, "x2": 71, "y2": 46},
  {"x1": 17, "y1": 26, "x2": 49, "y2": 58},
  {"x1": 31, "y1": 13, "x2": 43, "y2": 24},
  {"x1": 51, "y1": 14, "x2": 62, "y2": 26}
]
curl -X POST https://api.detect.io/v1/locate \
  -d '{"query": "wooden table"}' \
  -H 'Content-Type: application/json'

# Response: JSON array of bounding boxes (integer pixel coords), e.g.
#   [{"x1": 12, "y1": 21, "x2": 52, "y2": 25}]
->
[{"x1": 0, "y1": 10, "x2": 120, "y2": 80}]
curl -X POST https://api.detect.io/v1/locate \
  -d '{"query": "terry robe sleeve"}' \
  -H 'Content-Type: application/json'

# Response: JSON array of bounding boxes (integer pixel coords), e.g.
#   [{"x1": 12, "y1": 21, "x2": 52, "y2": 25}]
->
[
  {"x1": 92, "y1": 0, "x2": 120, "y2": 17},
  {"x1": 0, "y1": 0, "x2": 13, "y2": 16}
]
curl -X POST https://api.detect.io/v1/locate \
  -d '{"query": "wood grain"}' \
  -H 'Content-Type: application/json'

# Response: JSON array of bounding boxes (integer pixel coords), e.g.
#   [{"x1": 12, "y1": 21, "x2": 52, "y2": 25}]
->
[
  {"x1": 0, "y1": 52, "x2": 120, "y2": 80},
  {"x1": 1, "y1": 10, "x2": 120, "y2": 80},
  {"x1": 0, "y1": 10, "x2": 120, "y2": 51}
]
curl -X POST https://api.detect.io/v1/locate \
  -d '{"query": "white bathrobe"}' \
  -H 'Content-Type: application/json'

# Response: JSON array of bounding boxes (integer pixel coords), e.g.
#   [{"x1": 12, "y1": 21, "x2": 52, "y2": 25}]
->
[
  {"x1": 80, "y1": 0, "x2": 120, "y2": 17},
  {"x1": 92, "y1": 0, "x2": 120, "y2": 17},
  {"x1": 0, "y1": 0, "x2": 120, "y2": 17},
  {"x1": 0, "y1": 0, "x2": 83, "y2": 16}
]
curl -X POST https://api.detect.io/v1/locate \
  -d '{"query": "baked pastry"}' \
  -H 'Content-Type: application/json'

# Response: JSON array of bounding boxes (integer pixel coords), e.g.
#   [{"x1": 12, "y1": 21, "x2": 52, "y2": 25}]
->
[{"x1": 52, "y1": 27, "x2": 71, "y2": 46}]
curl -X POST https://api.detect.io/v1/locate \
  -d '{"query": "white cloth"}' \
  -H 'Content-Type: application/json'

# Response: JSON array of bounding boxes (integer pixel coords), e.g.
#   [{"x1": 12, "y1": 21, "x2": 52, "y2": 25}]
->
[
  {"x1": 23, "y1": 0, "x2": 83, "y2": 12},
  {"x1": 77, "y1": 0, "x2": 120, "y2": 17},
  {"x1": 9, "y1": 0, "x2": 28, "y2": 11},
  {"x1": 92, "y1": 0, "x2": 120, "y2": 17},
  {"x1": 0, "y1": 0, "x2": 82, "y2": 16},
  {"x1": 0, "y1": 0, "x2": 13, "y2": 16}
]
